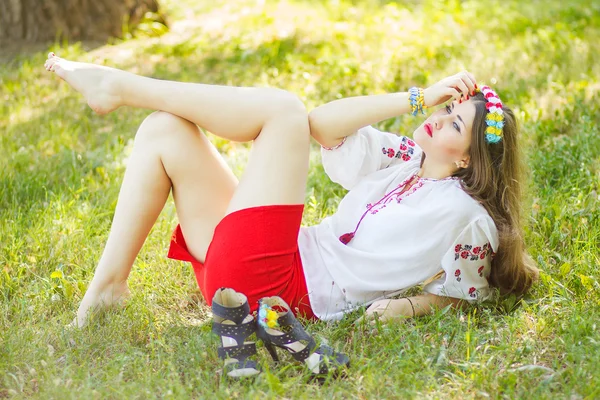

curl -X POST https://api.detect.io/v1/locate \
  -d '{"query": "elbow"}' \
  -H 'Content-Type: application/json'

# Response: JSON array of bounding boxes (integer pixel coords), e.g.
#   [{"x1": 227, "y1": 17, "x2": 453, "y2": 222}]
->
[
  {"x1": 308, "y1": 110, "x2": 323, "y2": 139},
  {"x1": 308, "y1": 109, "x2": 349, "y2": 149},
  {"x1": 308, "y1": 110, "x2": 342, "y2": 148}
]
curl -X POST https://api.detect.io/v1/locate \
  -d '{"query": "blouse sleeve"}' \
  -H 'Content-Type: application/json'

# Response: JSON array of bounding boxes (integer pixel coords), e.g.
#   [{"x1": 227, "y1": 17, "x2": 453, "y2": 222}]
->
[
  {"x1": 423, "y1": 217, "x2": 499, "y2": 302},
  {"x1": 320, "y1": 125, "x2": 422, "y2": 190}
]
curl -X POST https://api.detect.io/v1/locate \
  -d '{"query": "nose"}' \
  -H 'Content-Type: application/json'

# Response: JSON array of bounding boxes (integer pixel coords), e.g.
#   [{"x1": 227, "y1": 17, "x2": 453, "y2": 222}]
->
[{"x1": 434, "y1": 113, "x2": 453, "y2": 129}]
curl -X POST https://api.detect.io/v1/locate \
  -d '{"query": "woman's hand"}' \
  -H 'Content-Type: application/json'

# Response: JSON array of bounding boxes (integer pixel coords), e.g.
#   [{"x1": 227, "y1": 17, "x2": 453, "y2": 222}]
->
[
  {"x1": 354, "y1": 298, "x2": 414, "y2": 326},
  {"x1": 423, "y1": 71, "x2": 478, "y2": 108}
]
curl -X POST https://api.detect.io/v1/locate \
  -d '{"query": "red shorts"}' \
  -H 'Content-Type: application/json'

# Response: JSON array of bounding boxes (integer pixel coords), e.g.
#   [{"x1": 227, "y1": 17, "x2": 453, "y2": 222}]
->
[{"x1": 167, "y1": 204, "x2": 316, "y2": 320}]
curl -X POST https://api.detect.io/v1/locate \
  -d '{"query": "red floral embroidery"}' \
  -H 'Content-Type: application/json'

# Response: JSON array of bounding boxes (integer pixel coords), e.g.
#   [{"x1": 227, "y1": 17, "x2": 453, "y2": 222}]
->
[
  {"x1": 478, "y1": 266, "x2": 485, "y2": 277},
  {"x1": 382, "y1": 148, "x2": 395, "y2": 158},
  {"x1": 455, "y1": 269, "x2": 461, "y2": 282},
  {"x1": 469, "y1": 287, "x2": 477, "y2": 298},
  {"x1": 455, "y1": 243, "x2": 493, "y2": 261},
  {"x1": 381, "y1": 136, "x2": 415, "y2": 163}
]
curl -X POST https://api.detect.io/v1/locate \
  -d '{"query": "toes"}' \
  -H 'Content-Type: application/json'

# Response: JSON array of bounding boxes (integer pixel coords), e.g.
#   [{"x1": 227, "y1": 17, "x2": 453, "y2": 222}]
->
[
  {"x1": 45, "y1": 52, "x2": 61, "y2": 70},
  {"x1": 45, "y1": 57, "x2": 60, "y2": 72},
  {"x1": 54, "y1": 64, "x2": 66, "y2": 78}
]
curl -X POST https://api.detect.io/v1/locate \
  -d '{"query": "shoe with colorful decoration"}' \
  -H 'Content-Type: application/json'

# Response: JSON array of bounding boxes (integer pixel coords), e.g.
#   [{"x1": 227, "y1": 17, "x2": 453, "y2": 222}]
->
[{"x1": 256, "y1": 296, "x2": 350, "y2": 381}]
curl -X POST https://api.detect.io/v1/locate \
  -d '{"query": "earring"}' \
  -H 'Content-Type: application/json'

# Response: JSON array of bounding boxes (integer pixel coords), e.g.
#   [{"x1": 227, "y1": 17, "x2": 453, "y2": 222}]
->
[{"x1": 455, "y1": 161, "x2": 460, "y2": 168}]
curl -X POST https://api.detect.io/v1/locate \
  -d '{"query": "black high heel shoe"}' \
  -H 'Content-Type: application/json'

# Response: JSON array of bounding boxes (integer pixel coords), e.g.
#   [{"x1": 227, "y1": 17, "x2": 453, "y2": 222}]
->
[
  {"x1": 256, "y1": 296, "x2": 350, "y2": 379},
  {"x1": 211, "y1": 288, "x2": 261, "y2": 378}
]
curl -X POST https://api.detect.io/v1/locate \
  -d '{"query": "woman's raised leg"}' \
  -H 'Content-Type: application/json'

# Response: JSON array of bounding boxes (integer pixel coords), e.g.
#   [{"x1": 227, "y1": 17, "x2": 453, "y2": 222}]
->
[
  {"x1": 45, "y1": 53, "x2": 298, "y2": 143},
  {"x1": 45, "y1": 53, "x2": 310, "y2": 209}
]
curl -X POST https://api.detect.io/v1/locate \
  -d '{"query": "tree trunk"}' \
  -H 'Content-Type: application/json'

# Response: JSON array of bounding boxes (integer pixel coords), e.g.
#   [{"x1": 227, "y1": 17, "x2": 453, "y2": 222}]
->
[{"x1": 0, "y1": 0, "x2": 163, "y2": 42}]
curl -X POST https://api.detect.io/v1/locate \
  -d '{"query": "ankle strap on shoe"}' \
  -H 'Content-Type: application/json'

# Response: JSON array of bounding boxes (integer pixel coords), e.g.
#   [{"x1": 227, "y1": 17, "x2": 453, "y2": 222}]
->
[
  {"x1": 212, "y1": 318, "x2": 257, "y2": 339},
  {"x1": 275, "y1": 311, "x2": 297, "y2": 327},
  {"x1": 212, "y1": 300, "x2": 250, "y2": 325},
  {"x1": 217, "y1": 342, "x2": 257, "y2": 360}
]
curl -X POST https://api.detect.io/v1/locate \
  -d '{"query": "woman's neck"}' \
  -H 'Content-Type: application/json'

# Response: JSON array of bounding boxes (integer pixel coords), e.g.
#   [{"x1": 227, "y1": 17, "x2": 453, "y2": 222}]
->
[{"x1": 418, "y1": 158, "x2": 455, "y2": 180}]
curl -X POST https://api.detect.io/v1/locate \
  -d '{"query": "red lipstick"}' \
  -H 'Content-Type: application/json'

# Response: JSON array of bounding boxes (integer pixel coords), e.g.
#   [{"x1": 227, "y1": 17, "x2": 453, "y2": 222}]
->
[{"x1": 424, "y1": 123, "x2": 433, "y2": 137}]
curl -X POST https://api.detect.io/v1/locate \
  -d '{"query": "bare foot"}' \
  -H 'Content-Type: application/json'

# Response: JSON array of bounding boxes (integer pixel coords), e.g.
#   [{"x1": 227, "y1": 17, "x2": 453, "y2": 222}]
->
[
  {"x1": 69, "y1": 281, "x2": 131, "y2": 328},
  {"x1": 44, "y1": 52, "x2": 124, "y2": 115}
]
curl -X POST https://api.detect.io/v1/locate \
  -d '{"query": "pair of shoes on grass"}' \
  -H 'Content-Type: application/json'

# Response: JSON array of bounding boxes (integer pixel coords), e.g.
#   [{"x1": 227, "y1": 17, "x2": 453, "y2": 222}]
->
[{"x1": 211, "y1": 287, "x2": 350, "y2": 380}]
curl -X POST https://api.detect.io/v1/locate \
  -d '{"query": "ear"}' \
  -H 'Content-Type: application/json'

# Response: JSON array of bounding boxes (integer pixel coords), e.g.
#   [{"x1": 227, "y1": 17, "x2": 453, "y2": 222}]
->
[{"x1": 456, "y1": 156, "x2": 470, "y2": 169}]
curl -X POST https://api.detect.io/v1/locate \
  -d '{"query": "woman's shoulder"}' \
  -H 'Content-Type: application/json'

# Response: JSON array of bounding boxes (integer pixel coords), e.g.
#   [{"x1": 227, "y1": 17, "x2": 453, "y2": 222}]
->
[
  {"x1": 440, "y1": 180, "x2": 495, "y2": 223},
  {"x1": 433, "y1": 183, "x2": 498, "y2": 250}
]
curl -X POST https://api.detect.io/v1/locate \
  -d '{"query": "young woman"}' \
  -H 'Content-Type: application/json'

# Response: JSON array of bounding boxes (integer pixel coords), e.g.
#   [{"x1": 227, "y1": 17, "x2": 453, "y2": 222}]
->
[{"x1": 43, "y1": 54, "x2": 537, "y2": 330}]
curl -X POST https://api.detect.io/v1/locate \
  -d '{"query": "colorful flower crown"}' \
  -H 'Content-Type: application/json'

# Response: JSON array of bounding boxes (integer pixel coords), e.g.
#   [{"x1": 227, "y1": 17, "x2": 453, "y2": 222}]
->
[{"x1": 476, "y1": 85, "x2": 504, "y2": 144}]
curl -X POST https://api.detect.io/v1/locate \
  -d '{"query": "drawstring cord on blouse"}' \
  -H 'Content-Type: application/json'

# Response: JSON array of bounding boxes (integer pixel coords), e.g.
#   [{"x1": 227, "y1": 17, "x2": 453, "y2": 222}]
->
[{"x1": 339, "y1": 173, "x2": 422, "y2": 245}]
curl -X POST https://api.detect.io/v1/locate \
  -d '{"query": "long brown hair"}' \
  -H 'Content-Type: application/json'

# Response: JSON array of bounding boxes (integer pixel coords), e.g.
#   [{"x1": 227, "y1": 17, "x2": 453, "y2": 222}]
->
[{"x1": 452, "y1": 92, "x2": 539, "y2": 296}]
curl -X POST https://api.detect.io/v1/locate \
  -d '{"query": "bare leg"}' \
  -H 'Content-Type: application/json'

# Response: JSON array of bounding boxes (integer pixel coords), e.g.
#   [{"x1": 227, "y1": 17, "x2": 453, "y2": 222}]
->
[
  {"x1": 45, "y1": 54, "x2": 311, "y2": 325},
  {"x1": 75, "y1": 112, "x2": 238, "y2": 327},
  {"x1": 45, "y1": 53, "x2": 297, "y2": 143},
  {"x1": 45, "y1": 53, "x2": 309, "y2": 210}
]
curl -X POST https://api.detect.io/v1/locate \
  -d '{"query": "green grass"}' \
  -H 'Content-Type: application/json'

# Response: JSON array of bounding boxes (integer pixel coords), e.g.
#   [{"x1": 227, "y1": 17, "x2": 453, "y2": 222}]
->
[{"x1": 1, "y1": 0, "x2": 600, "y2": 398}]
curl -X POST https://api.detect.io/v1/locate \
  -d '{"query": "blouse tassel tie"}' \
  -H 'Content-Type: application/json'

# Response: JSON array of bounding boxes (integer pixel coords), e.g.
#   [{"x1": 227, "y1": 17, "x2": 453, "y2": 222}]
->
[{"x1": 339, "y1": 174, "x2": 423, "y2": 245}]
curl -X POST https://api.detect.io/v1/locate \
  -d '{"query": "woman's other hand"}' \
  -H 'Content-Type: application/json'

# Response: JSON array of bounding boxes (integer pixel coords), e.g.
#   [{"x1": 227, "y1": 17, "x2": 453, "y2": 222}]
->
[
  {"x1": 423, "y1": 71, "x2": 478, "y2": 108},
  {"x1": 354, "y1": 298, "x2": 413, "y2": 326}
]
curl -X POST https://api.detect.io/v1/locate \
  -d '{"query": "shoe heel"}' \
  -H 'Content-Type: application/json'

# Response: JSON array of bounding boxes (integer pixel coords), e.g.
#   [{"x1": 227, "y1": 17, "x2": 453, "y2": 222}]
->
[{"x1": 264, "y1": 342, "x2": 280, "y2": 362}]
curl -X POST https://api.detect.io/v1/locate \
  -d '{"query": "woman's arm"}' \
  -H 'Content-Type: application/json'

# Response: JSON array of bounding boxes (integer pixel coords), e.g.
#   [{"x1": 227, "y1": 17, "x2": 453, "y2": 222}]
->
[
  {"x1": 308, "y1": 93, "x2": 412, "y2": 148},
  {"x1": 355, "y1": 293, "x2": 467, "y2": 324},
  {"x1": 309, "y1": 71, "x2": 478, "y2": 148}
]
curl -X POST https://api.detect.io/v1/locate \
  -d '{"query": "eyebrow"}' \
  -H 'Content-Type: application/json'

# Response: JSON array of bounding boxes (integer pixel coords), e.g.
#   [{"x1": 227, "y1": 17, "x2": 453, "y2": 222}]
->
[{"x1": 451, "y1": 102, "x2": 466, "y2": 131}]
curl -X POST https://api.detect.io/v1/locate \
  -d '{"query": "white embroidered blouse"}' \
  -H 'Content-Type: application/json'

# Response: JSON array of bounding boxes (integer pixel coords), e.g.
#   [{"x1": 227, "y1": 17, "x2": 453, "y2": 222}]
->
[{"x1": 298, "y1": 126, "x2": 499, "y2": 321}]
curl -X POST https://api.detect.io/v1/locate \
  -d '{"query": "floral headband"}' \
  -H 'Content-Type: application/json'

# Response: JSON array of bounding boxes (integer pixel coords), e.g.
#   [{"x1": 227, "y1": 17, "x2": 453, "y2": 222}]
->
[{"x1": 476, "y1": 85, "x2": 504, "y2": 144}]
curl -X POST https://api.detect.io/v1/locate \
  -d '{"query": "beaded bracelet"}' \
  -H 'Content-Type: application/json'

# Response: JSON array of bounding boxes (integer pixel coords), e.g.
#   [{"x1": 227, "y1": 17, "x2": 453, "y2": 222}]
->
[
  {"x1": 408, "y1": 87, "x2": 426, "y2": 116},
  {"x1": 405, "y1": 297, "x2": 416, "y2": 317}
]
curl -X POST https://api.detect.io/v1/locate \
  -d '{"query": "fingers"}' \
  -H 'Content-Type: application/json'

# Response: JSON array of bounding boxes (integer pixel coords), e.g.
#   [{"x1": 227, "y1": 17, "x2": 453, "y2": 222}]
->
[
  {"x1": 444, "y1": 87, "x2": 462, "y2": 103},
  {"x1": 464, "y1": 71, "x2": 477, "y2": 93},
  {"x1": 353, "y1": 313, "x2": 375, "y2": 326},
  {"x1": 354, "y1": 299, "x2": 411, "y2": 327},
  {"x1": 366, "y1": 301, "x2": 392, "y2": 323},
  {"x1": 452, "y1": 71, "x2": 477, "y2": 101},
  {"x1": 353, "y1": 314, "x2": 367, "y2": 325},
  {"x1": 354, "y1": 301, "x2": 385, "y2": 325},
  {"x1": 453, "y1": 78, "x2": 470, "y2": 102},
  {"x1": 459, "y1": 70, "x2": 477, "y2": 96},
  {"x1": 354, "y1": 312, "x2": 385, "y2": 327}
]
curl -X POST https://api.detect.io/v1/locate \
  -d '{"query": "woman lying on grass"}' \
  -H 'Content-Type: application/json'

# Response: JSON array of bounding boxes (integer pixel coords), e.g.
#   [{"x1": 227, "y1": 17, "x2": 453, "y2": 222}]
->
[{"x1": 45, "y1": 53, "x2": 538, "y2": 378}]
